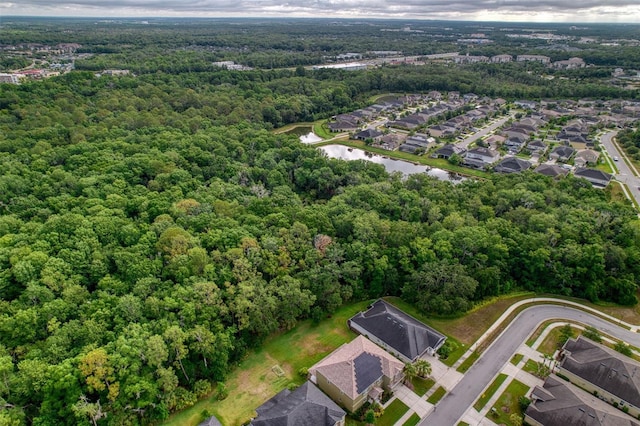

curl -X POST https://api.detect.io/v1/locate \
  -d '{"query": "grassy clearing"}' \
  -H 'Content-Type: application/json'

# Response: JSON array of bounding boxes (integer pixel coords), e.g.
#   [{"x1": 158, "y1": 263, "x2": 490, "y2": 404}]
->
[
  {"x1": 378, "y1": 399, "x2": 410, "y2": 426},
  {"x1": 457, "y1": 351, "x2": 480, "y2": 373},
  {"x1": 474, "y1": 374, "x2": 508, "y2": 411},
  {"x1": 510, "y1": 354, "x2": 524, "y2": 366},
  {"x1": 487, "y1": 379, "x2": 530, "y2": 426},
  {"x1": 162, "y1": 300, "x2": 369, "y2": 426},
  {"x1": 403, "y1": 413, "x2": 421, "y2": 426},
  {"x1": 313, "y1": 120, "x2": 334, "y2": 139},
  {"x1": 596, "y1": 161, "x2": 614, "y2": 174},
  {"x1": 523, "y1": 359, "x2": 539, "y2": 375},
  {"x1": 457, "y1": 422, "x2": 470, "y2": 426},
  {"x1": 526, "y1": 320, "x2": 556, "y2": 347},
  {"x1": 427, "y1": 386, "x2": 447, "y2": 404},
  {"x1": 411, "y1": 377, "x2": 435, "y2": 396},
  {"x1": 537, "y1": 325, "x2": 575, "y2": 355}
]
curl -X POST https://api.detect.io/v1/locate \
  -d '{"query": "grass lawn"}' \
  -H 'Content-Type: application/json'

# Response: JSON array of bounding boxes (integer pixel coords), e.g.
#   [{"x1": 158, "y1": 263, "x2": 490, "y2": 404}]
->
[
  {"x1": 523, "y1": 359, "x2": 540, "y2": 375},
  {"x1": 378, "y1": 399, "x2": 410, "y2": 426},
  {"x1": 403, "y1": 413, "x2": 421, "y2": 426},
  {"x1": 457, "y1": 423, "x2": 470, "y2": 426},
  {"x1": 510, "y1": 354, "x2": 524, "y2": 366},
  {"x1": 526, "y1": 320, "x2": 556, "y2": 347},
  {"x1": 411, "y1": 377, "x2": 435, "y2": 396},
  {"x1": 162, "y1": 300, "x2": 370, "y2": 426},
  {"x1": 457, "y1": 351, "x2": 479, "y2": 373},
  {"x1": 486, "y1": 379, "x2": 530, "y2": 426},
  {"x1": 474, "y1": 374, "x2": 508, "y2": 411},
  {"x1": 427, "y1": 386, "x2": 447, "y2": 404},
  {"x1": 537, "y1": 325, "x2": 576, "y2": 355}
]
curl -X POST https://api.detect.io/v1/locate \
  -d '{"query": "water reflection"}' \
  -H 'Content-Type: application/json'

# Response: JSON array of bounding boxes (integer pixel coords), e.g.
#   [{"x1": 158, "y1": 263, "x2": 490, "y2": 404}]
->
[{"x1": 320, "y1": 144, "x2": 465, "y2": 183}]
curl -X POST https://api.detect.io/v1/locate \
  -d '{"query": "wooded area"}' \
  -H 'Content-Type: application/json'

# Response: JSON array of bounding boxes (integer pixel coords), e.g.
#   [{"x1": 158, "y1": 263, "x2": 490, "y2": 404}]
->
[{"x1": 1, "y1": 18, "x2": 639, "y2": 426}]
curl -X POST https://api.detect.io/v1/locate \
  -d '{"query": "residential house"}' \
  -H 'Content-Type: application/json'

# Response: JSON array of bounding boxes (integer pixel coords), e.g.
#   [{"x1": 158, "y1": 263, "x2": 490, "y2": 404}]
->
[
  {"x1": 329, "y1": 119, "x2": 359, "y2": 133},
  {"x1": 535, "y1": 163, "x2": 570, "y2": 178},
  {"x1": 428, "y1": 91, "x2": 442, "y2": 100},
  {"x1": 399, "y1": 134, "x2": 435, "y2": 154},
  {"x1": 308, "y1": 335, "x2": 404, "y2": 413},
  {"x1": 464, "y1": 147, "x2": 500, "y2": 169},
  {"x1": 504, "y1": 134, "x2": 528, "y2": 153},
  {"x1": 574, "y1": 149, "x2": 600, "y2": 168},
  {"x1": 428, "y1": 124, "x2": 457, "y2": 138},
  {"x1": 494, "y1": 157, "x2": 532, "y2": 173},
  {"x1": 251, "y1": 381, "x2": 346, "y2": 426},
  {"x1": 433, "y1": 144, "x2": 466, "y2": 160},
  {"x1": 349, "y1": 299, "x2": 446, "y2": 363},
  {"x1": 549, "y1": 146, "x2": 576, "y2": 162},
  {"x1": 558, "y1": 336, "x2": 640, "y2": 417},
  {"x1": 514, "y1": 100, "x2": 538, "y2": 110},
  {"x1": 375, "y1": 133, "x2": 406, "y2": 151},
  {"x1": 353, "y1": 128, "x2": 383, "y2": 142},
  {"x1": 525, "y1": 376, "x2": 640, "y2": 426},
  {"x1": 567, "y1": 135, "x2": 593, "y2": 150},
  {"x1": 527, "y1": 140, "x2": 548, "y2": 154},
  {"x1": 573, "y1": 167, "x2": 613, "y2": 187},
  {"x1": 484, "y1": 135, "x2": 506, "y2": 150}
]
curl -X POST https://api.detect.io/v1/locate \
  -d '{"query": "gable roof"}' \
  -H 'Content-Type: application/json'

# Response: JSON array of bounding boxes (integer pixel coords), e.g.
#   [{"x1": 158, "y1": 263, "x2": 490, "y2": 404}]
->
[
  {"x1": 526, "y1": 376, "x2": 640, "y2": 426},
  {"x1": 467, "y1": 146, "x2": 499, "y2": 158},
  {"x1": 535, "y1": 164, "x2": 569, "y2": 177},
  {"x1": 560, "y1": 336, "x2": 640, "y2": 408},
  {"x1": 495, "y1": 157, "x2": 532, "y2": 173},
  {"x1": 349, "y1": 299, "x2": 446, "y2": 362},
  {"x1": 574, "y1": 167, "x2": 613, "y2": 184},
  {"x1": 198, "y1": 416, "x2": 223, "y2": 426},
  {"x1": 354, "y1": 128, "x2": 383, "y2": 139},
  {"x1": 309, "y1": 335, "x2": 404, "y2": 400},
  {"x1": 551, "y1": 145, "x2": 576, "y2": 158},
  {"x1": 251, "y1": 381, "x2": 345, "y2": 426}
]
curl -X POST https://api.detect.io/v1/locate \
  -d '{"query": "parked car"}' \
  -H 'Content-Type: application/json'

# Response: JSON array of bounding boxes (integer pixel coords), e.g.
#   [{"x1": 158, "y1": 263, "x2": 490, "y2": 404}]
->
[{"x1": 614, "y1": 156, "x2": 619, "y2": 161}]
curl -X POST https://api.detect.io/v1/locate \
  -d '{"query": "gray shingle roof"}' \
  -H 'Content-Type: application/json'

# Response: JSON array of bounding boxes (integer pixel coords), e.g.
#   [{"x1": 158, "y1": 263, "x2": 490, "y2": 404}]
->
[
  {"x1": 251, "y1": 381, "x2": 345, "y2": 426},
  {"x1": 560, "y1": 337, "x2": 640, "y2": 409},
  {"x1": 526, "y1": 376, "x2": 640, "y2": 426},
  {"x1": 349, "y1": 299, "x2": 446, "y2": 362}
]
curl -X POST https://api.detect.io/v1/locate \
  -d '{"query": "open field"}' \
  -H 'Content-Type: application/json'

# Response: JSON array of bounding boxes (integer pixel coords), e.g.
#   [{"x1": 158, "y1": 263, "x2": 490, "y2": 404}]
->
[{"x1": 474, "y1": 373, "x2": 508, "y2": 411}]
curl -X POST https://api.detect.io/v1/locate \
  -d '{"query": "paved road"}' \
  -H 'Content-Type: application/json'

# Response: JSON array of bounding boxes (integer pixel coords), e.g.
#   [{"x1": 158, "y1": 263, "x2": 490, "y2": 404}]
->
[
  {"x1": 457, "y1": 114, "x2": 513, "y2": 149},
  {"x1": 600, "y1": 130, "x2": 640, "y2": 206},
  {"x1": 419, "y1": 304, "x2": 640, "y2": 426}
]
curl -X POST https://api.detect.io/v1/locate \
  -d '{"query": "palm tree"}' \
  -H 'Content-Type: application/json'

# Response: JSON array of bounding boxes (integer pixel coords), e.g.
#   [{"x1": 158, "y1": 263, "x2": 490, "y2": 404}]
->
[
  {"x1": 403, "y1": 363, "x2": 417, "y2": 385},
  {"x1": 414, "y1": 360, "x2": 432, "y2": 378}
]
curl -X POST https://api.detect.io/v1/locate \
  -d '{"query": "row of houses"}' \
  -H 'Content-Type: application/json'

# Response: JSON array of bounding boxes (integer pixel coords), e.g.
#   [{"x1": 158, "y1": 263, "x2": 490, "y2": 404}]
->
[
  {"x1": 525, "y1": 336, "x2": 640, "y2": 426},
  {"x1": 248, "y1": 300, "x2": 446, "y2": 424},
  {"x1": 451, "y1": 54, "x2": 585, "y2": 69}
]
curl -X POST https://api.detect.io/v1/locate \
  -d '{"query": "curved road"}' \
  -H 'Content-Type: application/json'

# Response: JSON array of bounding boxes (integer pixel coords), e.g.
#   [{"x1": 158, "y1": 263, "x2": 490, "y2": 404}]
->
[{"x1": 419, "y1": 304, "x2": 640, "y2": 426}]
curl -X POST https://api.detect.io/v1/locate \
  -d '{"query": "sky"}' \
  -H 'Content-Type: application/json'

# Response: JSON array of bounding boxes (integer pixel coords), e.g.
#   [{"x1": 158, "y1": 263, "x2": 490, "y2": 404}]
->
[{"x1": 2, "y1": 0, "x2": 640, "y2": 23}]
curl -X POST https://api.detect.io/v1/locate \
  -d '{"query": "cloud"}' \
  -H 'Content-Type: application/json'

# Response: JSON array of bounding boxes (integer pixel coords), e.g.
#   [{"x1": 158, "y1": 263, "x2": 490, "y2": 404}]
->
[{"x1": 2, "y1": 0, "x2": 640, "y2": 22}]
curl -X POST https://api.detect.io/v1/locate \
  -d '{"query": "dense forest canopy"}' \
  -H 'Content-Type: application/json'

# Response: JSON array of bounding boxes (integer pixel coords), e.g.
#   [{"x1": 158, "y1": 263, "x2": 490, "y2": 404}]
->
[{"x1": 0, "y1": 17, "x2": 639, "y2": 426}]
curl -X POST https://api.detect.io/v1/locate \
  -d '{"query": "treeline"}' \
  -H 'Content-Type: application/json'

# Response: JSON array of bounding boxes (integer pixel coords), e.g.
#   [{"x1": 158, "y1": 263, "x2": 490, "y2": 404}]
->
[
  {"x1": 617, "y1": 128, "x2": 640, "y2": 161},
  {"x1": 0, "y1": 69, "x2": 639, "y2": 425}
]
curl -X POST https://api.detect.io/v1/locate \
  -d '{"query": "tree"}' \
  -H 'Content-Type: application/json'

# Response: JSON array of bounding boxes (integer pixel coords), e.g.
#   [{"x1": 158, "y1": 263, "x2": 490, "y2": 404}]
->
[
  {"x1": 403, "y1": 363, "x2": 417, "y2": 385},
  {"x1": 414, "y1": 360, "x2": 432, "y2": 378},
  {"x1": 582, "y1": 326, "x2": 603, "y2": 343},
  {"x1": 614, "y1": 341, "x2": 633, "y2": 357},
  {"x1": 557, "y1": 324, "x2": 575, "y2": 348}
]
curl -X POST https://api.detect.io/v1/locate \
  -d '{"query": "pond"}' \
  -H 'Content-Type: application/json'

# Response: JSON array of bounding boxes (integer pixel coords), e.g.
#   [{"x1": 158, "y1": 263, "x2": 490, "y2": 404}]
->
[
  {"x1": 282, "y1": 126, "x2": 323, "y2": 144},
  {"x1": 320, "y1": 145, "x2": 465, "y2": 183}
]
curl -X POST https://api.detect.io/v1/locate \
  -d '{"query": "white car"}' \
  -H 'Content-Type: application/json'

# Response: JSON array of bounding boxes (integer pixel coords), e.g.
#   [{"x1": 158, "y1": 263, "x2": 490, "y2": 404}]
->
[{"x1": 614, "y1": 156, "x2": 619, "y2": 161}]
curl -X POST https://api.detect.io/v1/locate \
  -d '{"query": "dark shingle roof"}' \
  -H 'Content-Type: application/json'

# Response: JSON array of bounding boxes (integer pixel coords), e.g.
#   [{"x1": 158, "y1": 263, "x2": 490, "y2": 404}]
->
[
  {"x1": 251, "y1": 381, "x2": 345, "y2": 426},
  {"x1": 560, "y1": 337, "x2": 640, "y2": 409},
  {"x1": 574, "y1": 167, "x2": 613, "y2": 183},
  {"x1": 526, "y1": 376, "x2": 640, "y2": 426},
  {"x1": 495, "y1": 157, "x2": 531, "y2": 173},
  {"x1": 535, "y1": 164, "x2": 569, "y2": 177},
  {"x1": 349, "y1": 299, "x2": 446, "y2": 362},
  {"x1": 198, "y1": 416, "x2": 223, "y2": 426}
]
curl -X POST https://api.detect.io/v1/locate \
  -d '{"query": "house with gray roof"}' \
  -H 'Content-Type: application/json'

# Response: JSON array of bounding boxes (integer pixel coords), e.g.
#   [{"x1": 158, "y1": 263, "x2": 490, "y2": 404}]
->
[
  {"x1": 308, "y1": 335, "x2": 404, "y2": 413},
  {"x1": 574, "y1": 167, "x2": 613, "y2": 187},
  {"x1": 527, "y1": 139, "x2": 548, "y2": 154},
  {"x1": 574, "y1": 149, "x2": 600, "y2": 168},
  {"x1": 354, "y1": 128, "x2": 383, "y2": 142},
  {"x1": 535, "y1": 163, "x2": 569, "y2": 178},
  {"x1": 433, "y1": 144, "x2": 466, "y2": 160},
  {"x1": 348, "y1": 299, "x2": 446, "y2": 362},
  {"x1": 525, "y1": 376, "x2": 640, "y2": 426},
  {"x1": 464, "y1": 147, "x2": 500, "y2": 169},
  {"x1": 251, "y1": 381, "x2": 346, "y2": 426},
  {"x1": 198, "y1": 416, "x2": 223, "y2": 426},
  {"x1": 558, "y1": 336, "x2": 640, "y2": 417},
  {"x1": 494, "y1": 157, "x2": 532, "y2": 174},
  {"x1": 550, "y1": 145, "x2": 576, "y2": 162}
]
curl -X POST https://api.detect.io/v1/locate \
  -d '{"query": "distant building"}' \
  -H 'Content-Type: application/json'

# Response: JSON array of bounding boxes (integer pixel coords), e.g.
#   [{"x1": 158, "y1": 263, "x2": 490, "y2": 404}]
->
[
  {"x1": 0, "y1": 73, "x2": 21, "y2": 84},
  {"x1": 491, "y1": 54, "x2": 513, "y2": 63},
  {"x1": 553, "y1": 57, "x2": 586, "y2": 69},
  {"x1": 573, "y1": 167, "x2": 613, "y2": 187},
  {"x1": 517, "y1": 55, "x2": 551, "y2": 64},
  {"x1": 313, "y1": 63, "x2": 367, "y2": 71}
]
